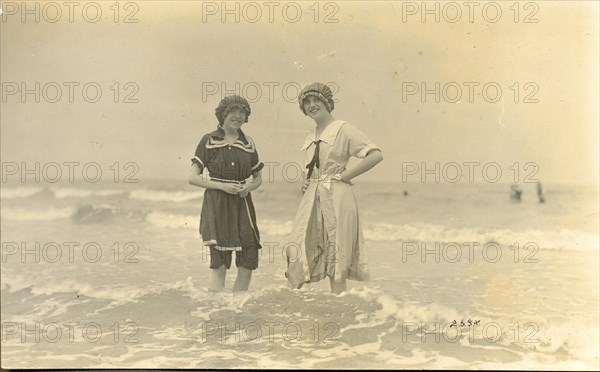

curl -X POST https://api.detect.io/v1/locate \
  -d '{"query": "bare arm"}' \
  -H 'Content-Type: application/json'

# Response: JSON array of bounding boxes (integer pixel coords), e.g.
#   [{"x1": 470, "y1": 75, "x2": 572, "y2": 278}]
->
[
  {"x1": 188, "y1": 163, "x2": 242, "y2": 194},
  {"x1": 340, "y1": 149, "x2": 383, "y2": 183},
  {"x1": 247, "y1": 170, "x2": 262, "y2": 192},
  {"x1": 239, "y1": 170, "x2": 262, "y2": 197}
]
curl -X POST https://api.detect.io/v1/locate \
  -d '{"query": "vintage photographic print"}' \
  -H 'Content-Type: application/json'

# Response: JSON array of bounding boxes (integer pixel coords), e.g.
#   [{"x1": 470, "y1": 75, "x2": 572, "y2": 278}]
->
[{"x1": 1, "y1": 0, "x2": 598, "y2": 369}]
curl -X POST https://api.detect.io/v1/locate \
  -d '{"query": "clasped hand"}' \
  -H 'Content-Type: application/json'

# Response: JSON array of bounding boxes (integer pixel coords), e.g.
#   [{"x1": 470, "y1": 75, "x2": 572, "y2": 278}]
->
[{"x1": 220, "y1": 183, "x2": 249, "y2": 197}]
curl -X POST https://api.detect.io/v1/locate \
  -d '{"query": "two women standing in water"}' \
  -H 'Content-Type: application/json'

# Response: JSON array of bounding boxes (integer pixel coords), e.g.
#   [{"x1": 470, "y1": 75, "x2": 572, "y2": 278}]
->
[{"x1": 190, "y1": 83, "x2": 383, "y2": 294}]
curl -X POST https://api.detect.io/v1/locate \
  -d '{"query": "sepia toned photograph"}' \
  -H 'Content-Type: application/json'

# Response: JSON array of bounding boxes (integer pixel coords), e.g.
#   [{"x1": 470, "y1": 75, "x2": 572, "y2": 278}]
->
[{"x1": 1, "y1": 0, "x2": 598, "y2": 369}]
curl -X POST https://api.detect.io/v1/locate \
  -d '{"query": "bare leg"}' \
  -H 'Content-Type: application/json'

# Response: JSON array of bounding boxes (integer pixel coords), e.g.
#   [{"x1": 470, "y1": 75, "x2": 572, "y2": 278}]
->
[
  {"x1": 210, "y1": 266, "x2": 226, "y2": 291},
  {"x1": 329, "y1": 276, "x2": 347, "y2": 294},
  {"x1": 233, "y1": 267, "x2": 252, "y2": 292}
]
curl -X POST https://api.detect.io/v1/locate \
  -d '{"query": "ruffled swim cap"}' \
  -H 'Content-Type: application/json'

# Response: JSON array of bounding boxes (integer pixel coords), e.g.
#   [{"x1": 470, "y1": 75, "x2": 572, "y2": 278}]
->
[
  {"x1": 215, "y1": 95, "x2": 251, "y2": 125},
  {"x1": 298, "y1": 82, "x2": 335, "y2": 114}
]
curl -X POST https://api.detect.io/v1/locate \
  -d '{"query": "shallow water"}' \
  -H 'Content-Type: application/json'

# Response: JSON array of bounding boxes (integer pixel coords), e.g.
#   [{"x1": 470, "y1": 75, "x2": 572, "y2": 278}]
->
[{"x1": 1, "y1": 180, "x2": 598, "y2": 369}]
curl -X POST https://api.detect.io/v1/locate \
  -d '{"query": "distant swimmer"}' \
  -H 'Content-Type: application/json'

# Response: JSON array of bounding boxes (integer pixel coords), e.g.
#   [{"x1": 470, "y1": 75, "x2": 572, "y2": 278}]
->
[
  {"x1": 510, "y1": 184, "x2": 522, "y2": 202},
  {"x1": 537, "y1": 182, "x2": 545, "y2": 203}
]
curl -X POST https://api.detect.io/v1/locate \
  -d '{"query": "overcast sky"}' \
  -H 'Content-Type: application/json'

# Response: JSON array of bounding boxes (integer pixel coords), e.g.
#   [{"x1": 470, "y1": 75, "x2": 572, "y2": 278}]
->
[{"x1": 1, "y1": 1, "x2": 598, "y2": 185}]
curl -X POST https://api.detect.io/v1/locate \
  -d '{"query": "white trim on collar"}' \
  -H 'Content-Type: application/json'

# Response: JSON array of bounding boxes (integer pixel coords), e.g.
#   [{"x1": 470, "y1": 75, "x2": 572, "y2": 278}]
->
[{"x1": 205, "y1": 135, "x2": 256, "y2": 153}]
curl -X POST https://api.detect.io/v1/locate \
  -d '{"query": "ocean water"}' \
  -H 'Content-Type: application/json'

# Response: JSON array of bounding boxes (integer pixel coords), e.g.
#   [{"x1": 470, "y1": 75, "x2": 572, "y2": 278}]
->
[{"x1": 1, "y1": 179, "x2": 598, "y2": 369}]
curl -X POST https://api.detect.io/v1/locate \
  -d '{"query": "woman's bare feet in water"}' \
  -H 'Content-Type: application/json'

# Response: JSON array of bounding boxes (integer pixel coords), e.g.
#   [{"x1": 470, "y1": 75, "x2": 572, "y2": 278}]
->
[{"x1": 329, "y1": 277, "x2": 347, "y2": 294}]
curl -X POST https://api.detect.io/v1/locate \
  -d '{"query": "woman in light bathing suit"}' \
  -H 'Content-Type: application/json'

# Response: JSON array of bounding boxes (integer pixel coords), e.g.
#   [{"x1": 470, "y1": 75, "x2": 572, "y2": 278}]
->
[{"x1": 285, "y1": 82, "x2": 383, "y2": 294}]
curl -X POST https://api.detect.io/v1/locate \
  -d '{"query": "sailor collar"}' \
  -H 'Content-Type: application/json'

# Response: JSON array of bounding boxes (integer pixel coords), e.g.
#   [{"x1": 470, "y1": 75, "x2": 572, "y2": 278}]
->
[
  {"x1": 206, "y1": 127, "x2": 255, "y2": 152},
  {"x1": 300, "y1": 120, "x2": 345, "y2": 151}
]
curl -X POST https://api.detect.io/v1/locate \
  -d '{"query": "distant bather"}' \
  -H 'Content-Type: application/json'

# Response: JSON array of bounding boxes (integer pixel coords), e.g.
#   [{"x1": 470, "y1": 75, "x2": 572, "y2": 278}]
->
[{"x1": 510, "y1": 184, "x2": 522, "y2": 202}]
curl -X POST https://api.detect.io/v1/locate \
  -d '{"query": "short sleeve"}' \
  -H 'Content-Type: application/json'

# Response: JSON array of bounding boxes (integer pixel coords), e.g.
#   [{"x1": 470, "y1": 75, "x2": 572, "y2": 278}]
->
[
  {"x1": 343, "y1": 124, "x2": 380, "y2": 159},
  {"x1": 191, "y1": 134, "x2": 210, "y2": 172},
  {"x1": 248, "y1": 137, "x2": 264, "y2": 174}
]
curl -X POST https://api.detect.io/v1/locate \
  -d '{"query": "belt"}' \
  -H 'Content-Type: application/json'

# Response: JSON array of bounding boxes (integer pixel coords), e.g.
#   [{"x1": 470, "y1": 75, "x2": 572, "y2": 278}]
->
[{"x1": 211, "y1": 177, "x2": 246, "y2": 185}]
